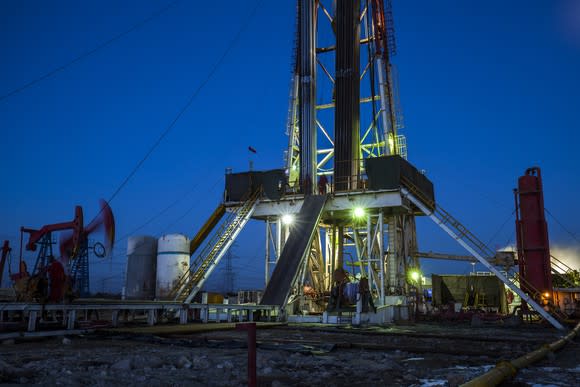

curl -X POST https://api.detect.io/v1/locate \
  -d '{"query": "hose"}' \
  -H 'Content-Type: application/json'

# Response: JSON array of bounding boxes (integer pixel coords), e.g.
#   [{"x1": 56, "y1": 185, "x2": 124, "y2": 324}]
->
[{"x1": 461, "y1": 322, "x2": 580, "y2": 387}]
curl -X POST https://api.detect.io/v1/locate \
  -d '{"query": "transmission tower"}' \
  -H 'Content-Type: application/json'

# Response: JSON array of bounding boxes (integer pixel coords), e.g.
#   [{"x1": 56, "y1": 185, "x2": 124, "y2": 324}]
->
[{"x1": 222, "y1": 249, "x2": 237, "y2": 294}]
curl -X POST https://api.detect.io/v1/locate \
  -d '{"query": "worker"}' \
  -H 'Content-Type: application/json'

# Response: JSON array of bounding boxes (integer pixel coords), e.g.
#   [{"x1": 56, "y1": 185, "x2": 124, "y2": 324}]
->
[
  {"x1": 303, "y1": 174, "x2": 312, "y2": 195},
  {"x1": 359, "y1": 277, "x2": 376, "y2": 313},
  {"x1": 47, "y1": 256, "x2": 65, "y2": 303},
  {"x1": 466, "y1": 285, "x2": 476, "y2": 307},
  {"x1": 318, "y1": 174, "x2": 328, "y2": 195}
]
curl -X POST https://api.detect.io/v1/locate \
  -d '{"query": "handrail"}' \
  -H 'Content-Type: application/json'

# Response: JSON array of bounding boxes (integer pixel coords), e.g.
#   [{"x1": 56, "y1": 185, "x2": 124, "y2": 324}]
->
[
  {"x1": 170, "y1": 189, "x2": 261, "y2": 302},
  {"x1": 400, "y1": 177, "x2": 566, "y2": 330}
]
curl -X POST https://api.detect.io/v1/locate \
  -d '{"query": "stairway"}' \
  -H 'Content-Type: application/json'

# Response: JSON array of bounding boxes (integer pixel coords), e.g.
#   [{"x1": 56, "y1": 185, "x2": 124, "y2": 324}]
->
[
  {"x1": 170, "y1": 190, "x2": 260, "y2": 303},
  {"x1": 400, "y1": 176, "x2": 566, "y2": 331},
  {"x1": 511, "y1": 272, "x2": 569, "y2": 322},
  {"x1": 551, "y1": 255, "x2": 578, "y2": 288}
]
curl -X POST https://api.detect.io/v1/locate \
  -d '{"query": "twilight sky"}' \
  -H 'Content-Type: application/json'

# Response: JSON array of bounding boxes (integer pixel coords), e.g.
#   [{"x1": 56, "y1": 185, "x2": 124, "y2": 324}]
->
[{"x1": 1, "y1": 0, "x2": 579, "y2": 292}]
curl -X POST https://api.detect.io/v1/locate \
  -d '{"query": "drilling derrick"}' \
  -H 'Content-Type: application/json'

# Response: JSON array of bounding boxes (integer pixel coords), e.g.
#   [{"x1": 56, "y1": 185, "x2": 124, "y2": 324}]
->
[
  {"x1": 334, "y1": 0, "x2": 361, "y2": 192},
  {"x1": 178, "y1": 1, "x2": 566, "y2": 330},
  {"x1": 212, "y1": 0, "x2": 437, "y2": 324},
  {"x1": 250, "y1": 0, "x2": 429, "y2": 320},
  {"x1": 297, "y1": 0, "x2": 318, "y2": 194}
]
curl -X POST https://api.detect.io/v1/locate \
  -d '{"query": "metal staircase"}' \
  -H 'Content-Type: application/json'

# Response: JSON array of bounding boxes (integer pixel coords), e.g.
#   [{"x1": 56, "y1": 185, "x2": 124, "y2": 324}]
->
[
  {"x1": 551, "y1": 255, "x2": 578, "y2": 288},
  {"x1": 169, "y1": 190, "x2": 260, "y2": 303},
  {"x1": 510, "y1": 272, "x2": 569, "y2": 322},
  {"x1": 399, "y1": 176, "x2": 566, "y2": 331}
]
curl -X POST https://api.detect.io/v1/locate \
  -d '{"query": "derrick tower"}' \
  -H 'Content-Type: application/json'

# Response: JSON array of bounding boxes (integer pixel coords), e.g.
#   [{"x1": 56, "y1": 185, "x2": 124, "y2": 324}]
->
[
  {"x1": 171, "y1": 0, "x2": 435, "y2": 318},
  {"x1": 170, "y1": 0, "x2": 567, "y2": 330},
  {"x1": 286, "y1": 0, "x2": 405, "y2": 190},
  {"x1": 254, "y1": 0, "x2": 429, "y2": 314}
]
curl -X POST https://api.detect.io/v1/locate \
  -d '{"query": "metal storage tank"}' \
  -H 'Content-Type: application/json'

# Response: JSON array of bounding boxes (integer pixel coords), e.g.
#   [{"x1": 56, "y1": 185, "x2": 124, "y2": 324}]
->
[
  {"x1": 125, "y1": 236, "x2": 158, "y2": 300},
  {"x1": 156, "y1": 234, "x2": 190, "y2": 300}
]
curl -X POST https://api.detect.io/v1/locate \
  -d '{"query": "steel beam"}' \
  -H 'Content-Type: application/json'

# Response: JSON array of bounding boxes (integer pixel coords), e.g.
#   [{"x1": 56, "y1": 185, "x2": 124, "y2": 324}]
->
[{"x1": 298, "y1": 0, "x2": 317, "y2": 193}]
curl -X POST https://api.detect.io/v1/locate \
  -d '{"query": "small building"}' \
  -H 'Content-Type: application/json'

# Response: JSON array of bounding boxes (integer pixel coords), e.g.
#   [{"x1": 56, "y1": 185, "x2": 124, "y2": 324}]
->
[{"x1": 431, "y1": 274, "x2": 508, "y2": 313}]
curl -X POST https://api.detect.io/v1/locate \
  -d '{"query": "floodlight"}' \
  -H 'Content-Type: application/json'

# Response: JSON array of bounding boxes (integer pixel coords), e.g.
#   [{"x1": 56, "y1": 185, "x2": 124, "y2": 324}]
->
[
  {"x1": 409, "y1": 270, "x2": 421, "y2": 282},
  {"x1": 281, "y1": 214, "x2": 294, "y2": 225},
  {"x1": 353, "y1": 206, "x2": 365, "y2": 219}
]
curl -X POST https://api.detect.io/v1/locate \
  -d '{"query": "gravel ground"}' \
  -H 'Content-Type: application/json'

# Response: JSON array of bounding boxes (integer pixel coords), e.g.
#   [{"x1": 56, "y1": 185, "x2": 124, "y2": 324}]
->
[{"x1": 0, "y1": 323, "x2": 578, "y2": 386}]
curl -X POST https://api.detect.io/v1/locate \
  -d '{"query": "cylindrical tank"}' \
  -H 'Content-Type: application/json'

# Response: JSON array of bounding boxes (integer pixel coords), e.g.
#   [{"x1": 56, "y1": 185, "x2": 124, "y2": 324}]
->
[
  {"x1": 125, "y1": 236, "x2": 158, "y2": 300},
  {"x1": 156, "y1": 234, "x2": 190, "y2": 300}
]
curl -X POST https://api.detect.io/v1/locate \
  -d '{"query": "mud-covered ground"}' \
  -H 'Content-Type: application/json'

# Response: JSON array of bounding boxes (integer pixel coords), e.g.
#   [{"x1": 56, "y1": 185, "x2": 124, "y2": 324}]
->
[{"x1": 0, "y1": 323, "x2": 578, "y2": 386}]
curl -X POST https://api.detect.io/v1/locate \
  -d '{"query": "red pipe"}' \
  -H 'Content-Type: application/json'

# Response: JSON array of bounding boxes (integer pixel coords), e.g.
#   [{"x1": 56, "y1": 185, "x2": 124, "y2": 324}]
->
[{"x1": 236, "y1": 322, "x2": 256, "y2": 387}]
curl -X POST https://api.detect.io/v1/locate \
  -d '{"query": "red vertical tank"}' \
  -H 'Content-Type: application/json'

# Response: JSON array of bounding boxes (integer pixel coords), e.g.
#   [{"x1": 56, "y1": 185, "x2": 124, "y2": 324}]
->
[{"x1": 514, "y1": 167, "x2": 552, "y2": 298}]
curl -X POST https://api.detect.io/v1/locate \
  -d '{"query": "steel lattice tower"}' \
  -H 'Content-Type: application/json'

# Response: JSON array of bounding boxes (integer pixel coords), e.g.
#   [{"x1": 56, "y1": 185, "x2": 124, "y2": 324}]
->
[{"x1": 259, "y1": 0, "x2": 421, "y2": 314}]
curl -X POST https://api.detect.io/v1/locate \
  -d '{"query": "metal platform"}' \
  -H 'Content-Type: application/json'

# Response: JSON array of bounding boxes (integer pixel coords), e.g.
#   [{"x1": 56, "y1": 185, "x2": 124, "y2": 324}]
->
[
  {"x1": 227, "y1": 188, "x2": 410, "y2": 219},
  {"x1": 0, "y1": 300, "x2": 278, "y2": 332}
]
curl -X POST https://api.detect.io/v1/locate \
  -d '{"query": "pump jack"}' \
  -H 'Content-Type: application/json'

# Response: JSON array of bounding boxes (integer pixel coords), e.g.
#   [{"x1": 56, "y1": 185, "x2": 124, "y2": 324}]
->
[{"x1": 14, "y1": 199, "x2": 115, "y2": 301}]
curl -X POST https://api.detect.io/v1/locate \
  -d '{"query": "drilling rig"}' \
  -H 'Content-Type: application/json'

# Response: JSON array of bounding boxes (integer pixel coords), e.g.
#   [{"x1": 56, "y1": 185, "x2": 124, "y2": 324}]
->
[
  {"x1": 168, "y1": 1, "x2": 568, "y2": 329},
  {"x1": 170, "y1": 0, "x2": 428, "y2": 321}
]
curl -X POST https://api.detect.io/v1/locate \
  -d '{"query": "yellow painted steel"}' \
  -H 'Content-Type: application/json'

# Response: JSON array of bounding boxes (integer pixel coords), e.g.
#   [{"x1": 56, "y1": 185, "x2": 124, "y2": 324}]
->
[
  {"x1": 189, "y1": 204, "x2": 226, "y2": 255},
  {"x1": 461, "y1": 322, "x2": 580, "y2": 387}
]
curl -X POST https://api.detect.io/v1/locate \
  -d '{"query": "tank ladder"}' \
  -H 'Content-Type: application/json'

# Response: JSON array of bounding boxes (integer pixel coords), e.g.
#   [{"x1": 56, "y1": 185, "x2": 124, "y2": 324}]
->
[
  {"x1": 399, "y1": 176, "x2": 566, "y2": 331},
  {"x1": 170, "y1": 190, "x2": 261, "y2": 303}
]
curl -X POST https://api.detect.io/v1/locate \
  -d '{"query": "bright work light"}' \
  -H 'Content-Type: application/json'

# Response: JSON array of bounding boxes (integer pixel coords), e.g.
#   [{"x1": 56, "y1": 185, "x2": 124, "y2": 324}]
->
[
  {"x1": 353, "y1": 207, "x2": 365, "y2": 219},
  {"x1": 281, "y1": 214, "x2": 294, "y2": 225},
  {"x1": 409, "y1": 269, "x2": 421, "y2": 282}
]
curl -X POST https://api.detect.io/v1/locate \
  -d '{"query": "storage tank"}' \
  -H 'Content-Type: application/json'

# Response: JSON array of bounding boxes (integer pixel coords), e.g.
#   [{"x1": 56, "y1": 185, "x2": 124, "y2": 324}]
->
[
  {"x1": 125, "y1": 236, "x2": 158, "y2": 300},
  {"x1": 156, "y1": 234, "x2": 190, "y2": 300}
]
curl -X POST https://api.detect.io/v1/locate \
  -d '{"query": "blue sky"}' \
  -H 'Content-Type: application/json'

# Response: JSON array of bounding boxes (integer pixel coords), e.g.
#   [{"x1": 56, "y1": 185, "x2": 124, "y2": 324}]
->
[{"x1": 1, "y1": 0, "x2": 579, "y2": 292}]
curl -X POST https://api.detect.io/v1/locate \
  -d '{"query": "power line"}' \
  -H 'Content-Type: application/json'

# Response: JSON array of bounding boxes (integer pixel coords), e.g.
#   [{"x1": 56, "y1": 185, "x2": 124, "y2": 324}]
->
[
  {"x1": 85, "y1": 0, "x2": 262, "y2": 230},
  {"x1": 103, "y1": 0, "x2": 263, "y2": 210},
  {"x1": 103, "y1": 176, "x2": 223, "y2": 263},
  {"x1": 0, "y1": 0, "x2": 182, "y2": 103},
  {"x1": 545, "y1": 208, "x2": 580, "y2": 244},
  {"x1": 161, "y1": 176, "x2": 223, "y2": 233},
  {"x1": 113, "y1": 176, "x2": 213, "y2": 246},
  {"x1": 485, "y1": 209, "x2": 516, "y2": 248}
]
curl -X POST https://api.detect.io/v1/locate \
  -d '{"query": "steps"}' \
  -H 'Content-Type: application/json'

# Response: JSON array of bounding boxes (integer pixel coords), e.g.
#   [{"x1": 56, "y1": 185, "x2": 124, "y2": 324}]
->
[
  {"x1": 551, "y1": 255, "x2": 578, "y2": 288},
  {"x1": 170, "y1": 190, "x2": 260, "y2": 303},
  {"x1": 400, "y1": 176, "x2": 566, "y2": 331}
]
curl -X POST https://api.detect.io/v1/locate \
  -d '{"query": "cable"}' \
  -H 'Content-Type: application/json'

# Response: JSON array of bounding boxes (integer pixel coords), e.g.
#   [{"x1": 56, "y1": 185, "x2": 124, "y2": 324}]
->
[
  {"x1": 113, "y1": 176, "x2": 213, "y2": 246},
  {"x1": 161, "y1": 175, "x2": 223, "y2": 233},
  {"x1": 0, "y1": 0, "x2": 182, "y2": 102},
  {"x1": 84, "y1": 0, "x2": 262, "y2": 231},
  {"x1": 485, "y1": 209, "x2": 516, "y2": 248},
  {"x1": 545, "y1": 208, "x2": 580, "y2": 244},
  {"x1": 101, "y1": 175, "x2": 223, "y2": 264},
  {"x1": 102, "y1": 0, "x2": 263, "y2": 211}
]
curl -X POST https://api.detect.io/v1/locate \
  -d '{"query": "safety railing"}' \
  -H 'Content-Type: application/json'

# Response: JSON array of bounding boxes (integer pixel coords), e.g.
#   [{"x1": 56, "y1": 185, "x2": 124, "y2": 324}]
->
[
  {"x1": 170, "y1": 189, "x2": 261, "y2": 303},
  {"x1": 399, "y1": 175, "x2": 566, "y2": 330}
]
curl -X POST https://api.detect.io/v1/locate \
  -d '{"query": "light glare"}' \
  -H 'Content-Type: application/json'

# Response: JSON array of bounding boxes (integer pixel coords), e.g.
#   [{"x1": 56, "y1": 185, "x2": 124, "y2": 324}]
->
[
  {"x1": 410, "y1": 270, "x2": 421, "y2": 282},
  {"x1": 353, "y1": 207, "x2": 365, "y2": 218},
  {"x1": 281, "y1": 214, "x2": 294, "y2": 225}
]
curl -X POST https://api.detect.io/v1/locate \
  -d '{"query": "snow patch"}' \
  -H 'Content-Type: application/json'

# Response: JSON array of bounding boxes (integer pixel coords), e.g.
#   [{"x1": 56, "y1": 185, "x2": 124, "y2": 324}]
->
[{"x1": 419, "y1": 379, "x2": 447, "y2": 387}]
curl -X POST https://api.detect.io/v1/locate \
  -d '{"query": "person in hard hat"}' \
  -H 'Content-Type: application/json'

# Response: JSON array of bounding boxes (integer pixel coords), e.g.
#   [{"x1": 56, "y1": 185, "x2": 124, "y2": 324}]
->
[{"x1": 47, "y1": 256, "x2": 65, "y2": 302}]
